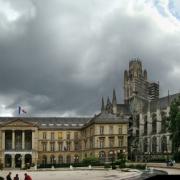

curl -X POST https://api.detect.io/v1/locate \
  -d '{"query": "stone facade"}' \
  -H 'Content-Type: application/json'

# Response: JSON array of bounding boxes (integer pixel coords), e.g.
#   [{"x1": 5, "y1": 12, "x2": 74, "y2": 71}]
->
[
  {"x1": 0, "y1": 114, "x2": 128, "y2": 168},
  {"x1": 103, "y1": 58, "x2": 180, "y2": 162}
]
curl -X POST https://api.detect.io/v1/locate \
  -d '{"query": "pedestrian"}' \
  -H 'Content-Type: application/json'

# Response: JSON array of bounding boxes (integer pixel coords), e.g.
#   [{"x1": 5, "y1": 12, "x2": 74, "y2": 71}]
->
[
  {"x1": 24, "y1": 173, "x2": 32, "y2": 180},
  {"x1": 13, "y1": 174, "x2": 19, "y2": 180},
  {"x1": 6, "y1": 172, "x2": 12, "y2": 180}
]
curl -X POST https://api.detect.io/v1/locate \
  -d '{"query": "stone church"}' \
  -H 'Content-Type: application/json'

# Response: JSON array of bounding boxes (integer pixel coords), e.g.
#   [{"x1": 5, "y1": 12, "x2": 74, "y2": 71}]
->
[{"x1": 103, "y1": 59, "x2": 180, "y2": 162}]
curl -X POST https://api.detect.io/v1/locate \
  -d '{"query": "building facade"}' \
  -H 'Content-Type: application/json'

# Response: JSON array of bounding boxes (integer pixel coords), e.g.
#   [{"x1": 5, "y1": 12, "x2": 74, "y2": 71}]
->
[
  {"x1": 0, "y1": 114, "x2": 128, "y2": 168},
  {"x1": 102, "y1": 59, "x2": 179, "y2": 162}
]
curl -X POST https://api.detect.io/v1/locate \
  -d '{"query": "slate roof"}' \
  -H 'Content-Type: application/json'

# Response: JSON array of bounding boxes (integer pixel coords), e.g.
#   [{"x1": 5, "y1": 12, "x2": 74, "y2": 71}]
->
[
  {"x1": 0, "y1": 117, "x2": 91, "y2": 130},
  {"x1": 86, "y1": 112, "x2": 129, "y2": 126}
]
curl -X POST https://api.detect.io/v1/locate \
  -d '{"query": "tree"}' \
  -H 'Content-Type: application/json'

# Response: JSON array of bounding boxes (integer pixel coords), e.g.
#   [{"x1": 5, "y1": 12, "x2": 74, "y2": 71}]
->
[{"x1": 168, "y1": 95, "x2": 180, "y2": 153}]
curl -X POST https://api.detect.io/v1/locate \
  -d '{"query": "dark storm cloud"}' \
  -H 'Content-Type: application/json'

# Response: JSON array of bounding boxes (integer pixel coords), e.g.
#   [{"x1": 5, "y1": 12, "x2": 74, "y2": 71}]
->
[{"x1": 0, "y1": 0, "x2": 180, "y2": 116}]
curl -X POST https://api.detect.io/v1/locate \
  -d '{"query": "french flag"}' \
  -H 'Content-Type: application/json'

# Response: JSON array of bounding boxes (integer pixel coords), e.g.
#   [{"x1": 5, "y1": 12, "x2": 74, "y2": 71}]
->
[{"x1": 18, "y1": 106, "x2": 27, "y2": 115}]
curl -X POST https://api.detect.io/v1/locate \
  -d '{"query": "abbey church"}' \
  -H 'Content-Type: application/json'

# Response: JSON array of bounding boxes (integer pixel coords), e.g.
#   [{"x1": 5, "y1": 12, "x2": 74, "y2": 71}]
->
[
  {"x1": 103, "y1": 59, "x2": 179, "y2": 162},
  {"x1": 0, "y1": 59, "x2": 179, "y2": 168}
]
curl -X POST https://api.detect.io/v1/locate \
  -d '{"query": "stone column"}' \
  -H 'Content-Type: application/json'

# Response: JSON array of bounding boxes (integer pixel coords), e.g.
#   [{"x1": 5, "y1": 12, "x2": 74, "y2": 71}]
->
[
  {"x1": 11, "y1": 154, "x2": 15, "y2": 168},
  {"x1": 2, "y1": 130, "x2": 5, "y2": 150},
  {"x1": 12, "y1": 130, "x2": 15, "y2": 150},
  {"x1": 22, "y1": 131, "x2": 25, "y2": 150},
  {"x1": 139, "y1": 113, "x2": 144, "y2": 136},
  {"x1": 32, "y1": 131, "x2": 35, "y2": 150}
]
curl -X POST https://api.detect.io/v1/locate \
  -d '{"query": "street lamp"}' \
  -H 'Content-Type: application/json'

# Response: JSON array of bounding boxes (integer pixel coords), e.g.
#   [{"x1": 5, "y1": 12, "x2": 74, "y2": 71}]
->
[{"x1": 109, "y1": 151, "x2": 115, "y2": 169}]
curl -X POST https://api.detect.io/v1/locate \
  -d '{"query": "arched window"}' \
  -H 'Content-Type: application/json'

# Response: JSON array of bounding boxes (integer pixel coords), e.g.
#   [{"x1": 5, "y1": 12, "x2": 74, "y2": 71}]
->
[
  {"x1": 99, "y1": 151, "x2": 106, "y2": 162},
  {"x1": 161, "y1": 111, "x2": 167, "y2": 133},
  {"x1": 152, "y1": 136, "x2": 157, "y2": 153},
  {"x1": 58, "y1": 155, "x2": 63, "y2": 164},
  {"x1": 143, "y1": 138, "x2": 148, "y2": 152},
  {"x1": 161, "y1": 136, "x2": 167, "y2": 153},
  {"x1": 144, "y1": 115, "x2": 147, "y2": 135},
  {"x1": 152, "y1": 113, "x2": 157, "y2": 134}
]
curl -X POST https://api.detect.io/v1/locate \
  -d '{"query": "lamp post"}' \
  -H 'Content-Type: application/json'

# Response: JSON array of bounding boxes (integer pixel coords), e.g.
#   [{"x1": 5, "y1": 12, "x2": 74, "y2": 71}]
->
[{"x1": 109, "y1": 151, "x2": 116, "y2": 169}]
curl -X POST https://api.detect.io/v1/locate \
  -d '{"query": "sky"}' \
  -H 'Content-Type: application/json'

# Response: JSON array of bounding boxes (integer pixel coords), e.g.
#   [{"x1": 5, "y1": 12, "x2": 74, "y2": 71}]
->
[{"x1": 0, "y1": 0, "x2": 180, "y2": 117}]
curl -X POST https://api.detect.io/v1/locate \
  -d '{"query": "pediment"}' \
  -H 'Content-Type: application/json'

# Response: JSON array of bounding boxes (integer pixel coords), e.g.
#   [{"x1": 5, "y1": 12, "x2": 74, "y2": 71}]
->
[{"x1": 2, "y1": 119, "x2": 35, "y2": 127}]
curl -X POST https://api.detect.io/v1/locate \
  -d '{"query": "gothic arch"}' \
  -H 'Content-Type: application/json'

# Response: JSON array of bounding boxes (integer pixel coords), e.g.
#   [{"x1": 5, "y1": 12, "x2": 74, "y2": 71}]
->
[
  {"x1": 152, "y1": 136, "x2": 157, "y2": 153},
  {"x1": 144, "y1": 115, "x2": 147, "y2": 135},
  {"x1": 152, "y1": 113, "x2": 157, "y2": 134},
  {"x1": 161, "y1": 136, "x2": 167, "y2": 153},
  {"x1": 143, "y1": 138, "x2": 148, "y2": 152}
]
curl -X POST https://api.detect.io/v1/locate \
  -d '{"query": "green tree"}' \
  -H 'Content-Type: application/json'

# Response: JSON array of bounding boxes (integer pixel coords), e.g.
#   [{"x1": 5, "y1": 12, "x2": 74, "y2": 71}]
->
[{"x1": 168, "y1": 96, "x2": 180, "y2": 153}]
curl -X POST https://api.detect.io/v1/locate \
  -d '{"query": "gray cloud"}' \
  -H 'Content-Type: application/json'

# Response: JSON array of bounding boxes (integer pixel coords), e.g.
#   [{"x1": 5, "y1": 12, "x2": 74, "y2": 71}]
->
[{"x1": 0, "y1": 0, "x2": 180, "y2": 117}]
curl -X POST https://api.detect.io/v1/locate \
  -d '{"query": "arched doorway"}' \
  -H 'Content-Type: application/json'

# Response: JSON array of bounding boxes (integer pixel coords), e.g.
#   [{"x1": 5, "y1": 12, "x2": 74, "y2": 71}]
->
[
  {"x1": 58, "y1": 155, "x2": 63, "y2": 164},
  {"x1": 5, "y1": 154, "x2": 12, "y2": 167},
  {"x1": 99, "y1": 151, "x2": 106, "y2": 162},
  {"x1": 15, "y1": 154, "x2": 22, "y2": 168},
  {"x1": 42, "y1": 155, "x2": 47, "y2": 165},
  {"x1": 25, "y1": 154, "x2": 32, "y2": 168},
  {"x1": 66, "y1": 155, "x2": 71, "y2": 164},
  {"x1": 50, "y1": 155, "x2": 56, "y2": 165}
]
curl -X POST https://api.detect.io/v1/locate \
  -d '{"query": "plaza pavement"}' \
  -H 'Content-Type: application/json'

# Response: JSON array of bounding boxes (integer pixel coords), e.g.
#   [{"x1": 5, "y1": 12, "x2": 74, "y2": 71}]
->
[{"x1": 0, "y1": 169, "x2": 142, "y2": 180}]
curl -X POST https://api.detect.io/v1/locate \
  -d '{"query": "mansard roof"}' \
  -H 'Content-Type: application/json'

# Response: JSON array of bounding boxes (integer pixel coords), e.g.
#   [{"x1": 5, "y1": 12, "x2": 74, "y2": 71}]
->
[{"x1": 0, "y1": 117, "x2": 91, "y2": 130}]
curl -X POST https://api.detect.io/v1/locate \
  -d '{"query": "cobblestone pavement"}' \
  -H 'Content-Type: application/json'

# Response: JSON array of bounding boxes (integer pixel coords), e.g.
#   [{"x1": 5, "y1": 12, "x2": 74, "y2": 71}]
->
[{"x1": 0, "y1": 170, "x2": 141, "y2": 180}]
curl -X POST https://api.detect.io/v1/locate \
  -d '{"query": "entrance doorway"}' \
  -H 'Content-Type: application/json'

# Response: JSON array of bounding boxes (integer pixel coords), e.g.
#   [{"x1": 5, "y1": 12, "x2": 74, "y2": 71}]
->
[
  {"x1": 25, "y1": 154, "x2": 32, "y2": 168},
  {"x1": 15, "y1": 154, "x2": 22, "y2": 168},
  {"x1": 5, "y1": 154, "x2": 12, "y2": 167}
]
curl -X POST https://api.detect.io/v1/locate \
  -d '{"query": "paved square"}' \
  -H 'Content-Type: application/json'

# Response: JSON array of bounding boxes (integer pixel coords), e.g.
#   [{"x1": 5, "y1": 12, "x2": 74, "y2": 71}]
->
[{"x1": 0, "y1": 170, "x2": 141, "y2": 180}]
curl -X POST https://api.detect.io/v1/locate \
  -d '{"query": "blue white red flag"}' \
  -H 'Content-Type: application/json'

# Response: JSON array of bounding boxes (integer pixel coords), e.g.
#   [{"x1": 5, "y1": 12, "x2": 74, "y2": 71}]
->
[{"x1": 18, "y1": 106, "x2": 27, "y2": 114}]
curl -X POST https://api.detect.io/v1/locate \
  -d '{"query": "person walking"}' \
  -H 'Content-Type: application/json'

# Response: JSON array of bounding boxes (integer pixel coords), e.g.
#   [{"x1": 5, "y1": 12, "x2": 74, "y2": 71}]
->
[
  {"x1": 13, "y1": 174, "x2": 19, "y2": 180},
  {"x1": 24, "y1": 173, "x2": 32, "y2": 180},
  {"x1": 6, "y1": 172, "x2": 12, "y2": 180}
]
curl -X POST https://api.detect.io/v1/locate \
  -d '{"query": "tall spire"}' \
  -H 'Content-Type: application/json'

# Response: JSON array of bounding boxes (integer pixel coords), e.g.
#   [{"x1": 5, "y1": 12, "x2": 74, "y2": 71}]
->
[
  {"x1": 112, "y1": 88, "x2": 117, "y2": 105},
  {"x1": 101, "y1": 97, "x2": 105, "y2": 112},
  {"x1": 168, "y1": 90, "x2": 170, "y2": 106}
]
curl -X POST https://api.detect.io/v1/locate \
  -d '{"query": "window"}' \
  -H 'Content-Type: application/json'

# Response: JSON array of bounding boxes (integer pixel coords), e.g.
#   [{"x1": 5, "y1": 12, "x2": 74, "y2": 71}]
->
[
  {"x1": 74, "y1": 142, "x2": 79, "y2": 151},
  {"x1": 90, "y1": 138, "x2": 93, "y2": 148},
  {"x1": 109, "y1": 126, "x2": 113, "y2": 134},
  {"x1": 118, "y1": 136, "x2": 123, "y2": 147},
  {"x1": 42, "y1": 142, "x2": 47, "y2": 151},
  {"x1": 90, "y1": 128, "x2": 93, "y2": 136},
  {"x1": 50, "y1": 142, "x2": 55, "y2": 152},
  {"x1": 58, "y1": 142, "x2": 63, "y2": 151},
  {"x1": 67, "y1": 142, "x2": 70, "y2": 151},
  {"x1": 109, "y1": 137, "x2": 114, "y2": 147},
  {"x1": 51, "y1": 132, "x2": 55, "y2": 140},
  {"x1": 119, "y1": 126, "x2": 122, "y2": 134},
  {"x1": 58, "y1": 132, "x2": 62, "y2": 140},
  {"x1": 67, "y1": 132, "x2": 70, "y2": 140},
  {"x1": 100, "y1": 126, "x2": 104, "y2": 135},
  {"x1": 74, "y1": 132, "x2": 78, "y2": 140},
  {"x1": 99, "y1": 138, "x2": 105, "y2": 148},
  {"x1": 43, "y1": 132, "x2": 46, "y2": 139}
]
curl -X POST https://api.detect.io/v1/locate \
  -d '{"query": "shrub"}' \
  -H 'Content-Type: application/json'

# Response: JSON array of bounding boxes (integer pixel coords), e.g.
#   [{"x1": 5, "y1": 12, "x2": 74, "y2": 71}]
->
[
  {"x1": 173, "y1": 152, "x2": 180, "y2": 162},
  {"x1": 82, "y1": 157, "x2": 100, "y2": 165},
  {"x1": 0, "y1": 177, "x2": 4, "y2": 180},
  {"x1": 126, "y1": 164, "x2": 146, "y2": 170}
]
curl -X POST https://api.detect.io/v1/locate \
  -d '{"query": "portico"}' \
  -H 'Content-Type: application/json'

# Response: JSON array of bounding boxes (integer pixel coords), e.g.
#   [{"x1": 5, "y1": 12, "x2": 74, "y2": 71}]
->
[{"x1": 0, "y1": 119, "x2": 38, "y2": 168}]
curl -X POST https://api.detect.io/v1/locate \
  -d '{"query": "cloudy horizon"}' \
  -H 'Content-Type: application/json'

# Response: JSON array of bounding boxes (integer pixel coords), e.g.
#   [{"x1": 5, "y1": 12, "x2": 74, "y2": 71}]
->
[{"x1": 0, "y1": 0, "x2": 180, "y2": 117}]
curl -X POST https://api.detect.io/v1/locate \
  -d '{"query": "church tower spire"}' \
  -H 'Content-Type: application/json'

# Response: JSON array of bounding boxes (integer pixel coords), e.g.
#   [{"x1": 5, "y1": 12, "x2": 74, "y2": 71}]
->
[
  {"x1": 101, "y1": 97, "x2": 105, "y2": 112},
  {"x1": 112, "y1": 89, "x2": 117, "y2": 105}
]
